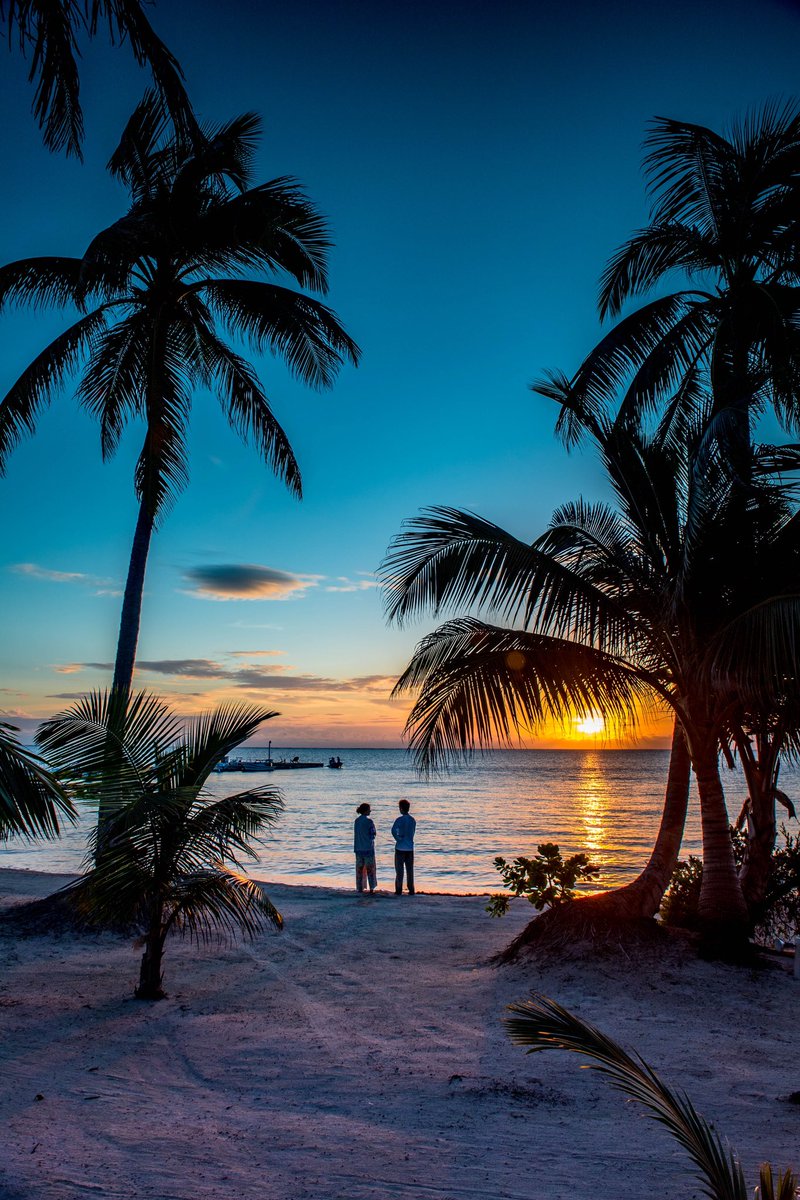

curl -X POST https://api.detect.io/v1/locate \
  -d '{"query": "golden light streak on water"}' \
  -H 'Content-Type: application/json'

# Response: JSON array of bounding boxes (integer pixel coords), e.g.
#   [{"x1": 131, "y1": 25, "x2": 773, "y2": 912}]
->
[{"x1": 574, "y1": 751, "x2": 612, "y2": 870}]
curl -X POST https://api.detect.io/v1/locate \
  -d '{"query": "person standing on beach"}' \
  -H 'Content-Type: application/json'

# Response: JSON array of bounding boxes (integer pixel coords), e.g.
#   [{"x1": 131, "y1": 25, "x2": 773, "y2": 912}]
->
[
  {"x1": 353, "y1": 803, "x2": 377, "y2": 894},
  {"x1": 391, "y1": 799, "x2": 416, "y2": 895}
]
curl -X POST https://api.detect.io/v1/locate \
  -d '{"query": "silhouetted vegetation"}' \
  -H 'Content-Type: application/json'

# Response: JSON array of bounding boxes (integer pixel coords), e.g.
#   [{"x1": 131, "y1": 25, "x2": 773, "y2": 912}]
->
[{"x1": 36, "y1": 691, "x2": 284, "y2": 999}]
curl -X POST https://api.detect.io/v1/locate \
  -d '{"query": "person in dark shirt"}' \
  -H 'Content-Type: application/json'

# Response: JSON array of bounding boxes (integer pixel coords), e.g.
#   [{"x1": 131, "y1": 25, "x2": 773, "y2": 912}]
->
[
  {"x1": 353, "y1": 802, "x2": 377, "y2": 894},
  {"x1": 391, "y1": 799, "x2": 416, "y2": 895}
]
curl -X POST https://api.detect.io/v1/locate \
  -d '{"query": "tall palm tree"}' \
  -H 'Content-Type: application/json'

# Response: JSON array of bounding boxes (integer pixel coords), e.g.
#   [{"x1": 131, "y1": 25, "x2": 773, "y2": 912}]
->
[
  {"x1": 506, "y1": 994, "x2": 798, "y2": 1200},
  {"x1": 37, "y1": 691, "x2": 284, "y2": 999},
  {"x1": 520, "y1": 105, "x2": 800, "y2": 935},
  {"x1": 2, "y1": 0, "x2": 198, "y2": 156},
  {"x1": 0, "y1": 720, "x2": 75, "y2": 840},
  {"x1": 0, "y1": 95, "x2": 360, "y2": 697},
  {"x1": 382, "y1": 403, "x2": 800, "y2": 948}
]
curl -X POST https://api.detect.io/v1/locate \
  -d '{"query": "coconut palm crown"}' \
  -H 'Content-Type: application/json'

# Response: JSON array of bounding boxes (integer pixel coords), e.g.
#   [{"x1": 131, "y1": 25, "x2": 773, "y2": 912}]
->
[
  {"x1": 36, "y1": 690, "x2": 284, "y2": 999},
  {"x1": 0, "y1": 95, "x2": 360, "y2": 694},
  {"x1": 549, "y1": 103, "x2": 800, "y2": 483}
]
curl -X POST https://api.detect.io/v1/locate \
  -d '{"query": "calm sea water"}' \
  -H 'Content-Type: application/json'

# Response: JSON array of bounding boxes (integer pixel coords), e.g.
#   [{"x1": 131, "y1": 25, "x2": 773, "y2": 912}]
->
[{"x1": 5, "y1": 747, "x2": 788, "y2": 894}]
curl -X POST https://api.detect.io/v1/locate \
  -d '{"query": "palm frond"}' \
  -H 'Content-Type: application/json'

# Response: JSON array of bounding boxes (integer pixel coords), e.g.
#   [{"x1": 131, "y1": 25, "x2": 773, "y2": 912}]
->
[
  {"x1": 394, "y1": 618, "x2": 652, "y2": 771},
  {"x1": 191, "y1": 179, "x2": 334, "y2": 292},
  {"x1": 98, "y1": 3, "x2": 199, "y2": 149},
  {"x1": 165, "y1": 867, "x2": 283, "y2": 942},
  {"x1": 643, "y1": 116, "x2": 734, "y2": 236},
  {"x1": 712, "y1": 597, "x2": 800, "y2": 701},
  {"x1": 201, "y1": 279, "x2": 360, "y2": 389},
  {"x1": 381, "y1": 506, "x2": 635, "y2": 650},
  {"x1": 505, "y1": 994, "x2": 749, "y2": 1200},
  {"x1": 36, "y1": 689, "x2": 183, "y2": 809},
  {"x1": 173, "y1": 703, "x2": 280, "y2": 791},
  {"x1": 9, "y1": 0, "x2": 85, "y2": 156},
  {"x1": 0, "y1": 307, "x2": 108, "y2": 472},
  {"x1": 106, "y1": 88, "x2": 173, "y2": 195},
  {"x1": 531, "y1": 367, "x2": 610, "y2": 449},
  {"x1": 195, "y1": 324, "x2": 302, "y2": 498},
  {"x1": 599, "y1": 224, "x2": 718, "y2": 319},
  {"x1": 0, "y1": 721, "x2": 76, "y2": 841},
  {"x1": 0, "y1": 256, "x2": 85, "y2": 312}
]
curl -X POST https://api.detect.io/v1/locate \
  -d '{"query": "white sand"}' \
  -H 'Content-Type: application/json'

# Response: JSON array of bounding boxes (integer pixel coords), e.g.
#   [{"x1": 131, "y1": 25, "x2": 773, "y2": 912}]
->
[{"x1": 0, "y1": 868, "x2": 797, "y2": 1200}]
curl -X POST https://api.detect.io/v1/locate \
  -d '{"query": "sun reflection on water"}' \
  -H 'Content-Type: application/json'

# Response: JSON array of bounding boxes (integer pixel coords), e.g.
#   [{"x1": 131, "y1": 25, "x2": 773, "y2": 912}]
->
[{"x1": 574, "y1": 752, "x2": 613, "y2": 876}]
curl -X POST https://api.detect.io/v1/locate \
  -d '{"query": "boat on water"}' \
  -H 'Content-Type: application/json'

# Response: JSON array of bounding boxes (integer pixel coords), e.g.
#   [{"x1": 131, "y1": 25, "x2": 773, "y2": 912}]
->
[
  {"x1": 213, "y1": 742, "x2": 325, "y2": 773},
  {"x1": 214, "y1": 756, "x2": 323, "y2": 772},
  {"x1": 328, "y1": 756, "x2": 344, "y2": 769}
]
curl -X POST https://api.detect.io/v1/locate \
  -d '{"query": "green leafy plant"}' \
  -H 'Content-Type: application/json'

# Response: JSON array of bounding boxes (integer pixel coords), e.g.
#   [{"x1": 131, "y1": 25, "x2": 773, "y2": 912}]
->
[
  {"x1": 662, "y1": 826, "x2": 800, "y2": 943},
  {"x1": 660, "y1": 854, "x2": 704, "y2": 930},
  {"x1": 506, "y1": 993, "x2": 798, "y2": 1200},
  {"x1": 486, "y1": 842, "x2": 599, "y2": 917},
  {"x1": 37, "y1": 691, "x2": 284, "y2": 1000}
]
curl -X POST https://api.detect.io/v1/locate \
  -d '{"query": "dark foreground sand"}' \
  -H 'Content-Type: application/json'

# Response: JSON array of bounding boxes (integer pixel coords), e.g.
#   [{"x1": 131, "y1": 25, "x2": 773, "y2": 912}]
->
[{"x1": 0, "y1": 868, "x2": 797, "y2": 1200}]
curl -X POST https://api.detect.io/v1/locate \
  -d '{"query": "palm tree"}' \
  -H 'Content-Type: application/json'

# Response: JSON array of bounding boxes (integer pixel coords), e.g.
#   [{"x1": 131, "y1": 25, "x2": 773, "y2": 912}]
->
[
  {"x1": 505, "y1": 993, "x2": 797, "y2": 1200},
  {"x1": 382, "y1": 403, "x2": 800, "y2": 950},
  {"x1": 0, "y1": 95, "x2": 360, "y2": 698},
  {"x1": 0, "y1": 720, "x2": 75, "y2": 840},
  {"x1": 2, "y1": 0, "x2": 198, "y2": 156},
  {"x1": 538, "y1": 106, "x2": 800, "y2": 917},
  {"x1": 36, "y1": 691, "x2": 284, "y2": 999}
]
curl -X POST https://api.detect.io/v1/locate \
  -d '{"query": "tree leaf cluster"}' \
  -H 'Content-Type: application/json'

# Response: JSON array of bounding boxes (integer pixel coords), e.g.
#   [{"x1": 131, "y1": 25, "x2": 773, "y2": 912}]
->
[{"x1": 486, "y1": 843, "x2": 599, "y2": 917}]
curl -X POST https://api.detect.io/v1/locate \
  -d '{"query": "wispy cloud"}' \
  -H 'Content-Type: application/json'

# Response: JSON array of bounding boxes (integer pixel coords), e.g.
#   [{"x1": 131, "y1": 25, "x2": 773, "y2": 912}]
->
[
  {"x1": 65, "y1": 658, "x2": 397, "y2": 697},
  {"x1": 325, "y1": 575, "x2": 380, "y2": 593},
  {"x1": 183, "y1": 564, "x2": 321, "y2": 601},
  {"x1": 227, "y1": 649, "x2": 286, "y2": 658},
  {"x1": 13, "y1": 562, "x2": 120, "y2": 596}
]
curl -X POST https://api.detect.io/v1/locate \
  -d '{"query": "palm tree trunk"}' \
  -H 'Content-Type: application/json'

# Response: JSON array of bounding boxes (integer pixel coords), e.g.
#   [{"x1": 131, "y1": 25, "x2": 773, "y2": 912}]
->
[
  {"x1": 135, "y1": 910, "x2": 166, "y2": 1000},
  {"x1": 112, "y1": 496, "x2": 155, "y2": 696},
  {"x1": 605, "y1": 719, "x2": 691, "y2": 917},
  {"x1": 738, "y1": 745, "x2": 779, "y2": 916},
  {"x1": 693, "y1": 739, "x2": 749, "y2": 943},
  {"x1": 495, "y1": 723, "x2": 691, "y2": 961}
]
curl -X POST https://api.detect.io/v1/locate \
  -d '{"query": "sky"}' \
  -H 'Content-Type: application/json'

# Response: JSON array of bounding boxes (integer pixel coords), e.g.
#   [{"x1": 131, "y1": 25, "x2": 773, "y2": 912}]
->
[{"x1": 1, "y1": 0, "x2": 799, "y2": 747}]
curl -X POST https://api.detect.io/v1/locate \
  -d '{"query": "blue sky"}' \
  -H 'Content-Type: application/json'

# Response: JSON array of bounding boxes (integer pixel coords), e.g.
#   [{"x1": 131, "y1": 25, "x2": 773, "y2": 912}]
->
[{"x1": 1, "y1": 0, "x2": 799, "y2": 745}]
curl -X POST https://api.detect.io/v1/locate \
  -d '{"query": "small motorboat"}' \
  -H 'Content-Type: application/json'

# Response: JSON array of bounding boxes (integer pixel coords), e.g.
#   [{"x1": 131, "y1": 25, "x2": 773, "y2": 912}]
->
[{"x1": 328, "y1": 756, "x2": 344, "y2": 769}]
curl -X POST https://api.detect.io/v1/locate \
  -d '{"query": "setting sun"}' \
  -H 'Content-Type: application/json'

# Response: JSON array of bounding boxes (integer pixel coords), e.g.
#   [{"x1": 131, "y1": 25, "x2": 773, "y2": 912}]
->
[{"x1": 575, "y1": 714, "x2": 605, "y2": 736}]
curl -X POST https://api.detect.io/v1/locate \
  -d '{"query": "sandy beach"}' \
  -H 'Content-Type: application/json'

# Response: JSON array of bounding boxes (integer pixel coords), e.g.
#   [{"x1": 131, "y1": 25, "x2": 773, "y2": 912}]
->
[{"x1": 0, "y1": 868, "x2": 797, "y2": 1200}]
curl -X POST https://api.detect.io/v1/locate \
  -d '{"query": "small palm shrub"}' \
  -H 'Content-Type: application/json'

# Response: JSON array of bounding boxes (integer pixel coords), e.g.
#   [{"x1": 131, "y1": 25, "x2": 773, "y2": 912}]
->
[
  {"x1": 506, "y1": 993, "x2": 798, "y2": 1199},
  {"x1": 486, "y1": 842, "x2": 599, "y2": 917},
  {"x1": 37, "y1": 691, "x2": 284, "y2": 999}
]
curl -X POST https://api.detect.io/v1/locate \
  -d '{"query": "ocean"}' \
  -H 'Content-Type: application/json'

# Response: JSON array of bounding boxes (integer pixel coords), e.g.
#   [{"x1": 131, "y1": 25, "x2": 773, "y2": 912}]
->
[{"x1": 4, "y1": 747, "x2": 786, "y2": 894}]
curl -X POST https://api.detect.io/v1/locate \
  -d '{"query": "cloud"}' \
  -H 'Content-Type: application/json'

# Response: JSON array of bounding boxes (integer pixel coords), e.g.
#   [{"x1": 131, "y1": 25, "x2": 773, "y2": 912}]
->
[
  {"x1": 47, "y1": 692, "x2": 89, "y2": 700},
  {"x1": 53, "y1": 664, "x2": 85, "y2": 674},
  {"x1": 182, "y1": 564, "x2": 321, "y2": 601},
  {"x1": 59, "y1": 660, "x2": 398, "y2": 699},
  {"x1": 227, "y1": 649, "x2": 286, "y2": 658},
  {"x1": 136, "y1": 659, "x2": 227, "y2": 679},
  {"x1": 13, "y1": 562, "x2": 118, "y2": 594},
  {"x1": 324, "y1": 573, "x2": 380, "y2": 594}
]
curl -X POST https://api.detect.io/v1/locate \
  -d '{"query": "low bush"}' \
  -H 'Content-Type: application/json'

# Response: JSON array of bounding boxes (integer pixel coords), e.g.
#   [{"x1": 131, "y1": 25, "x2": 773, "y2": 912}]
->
[
  {"x1": 661, "y1": 825, "x2": 800, "y2": 943},
  {"x1": 486, "y1": 842, "x2": 599, "y2": 918}
]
